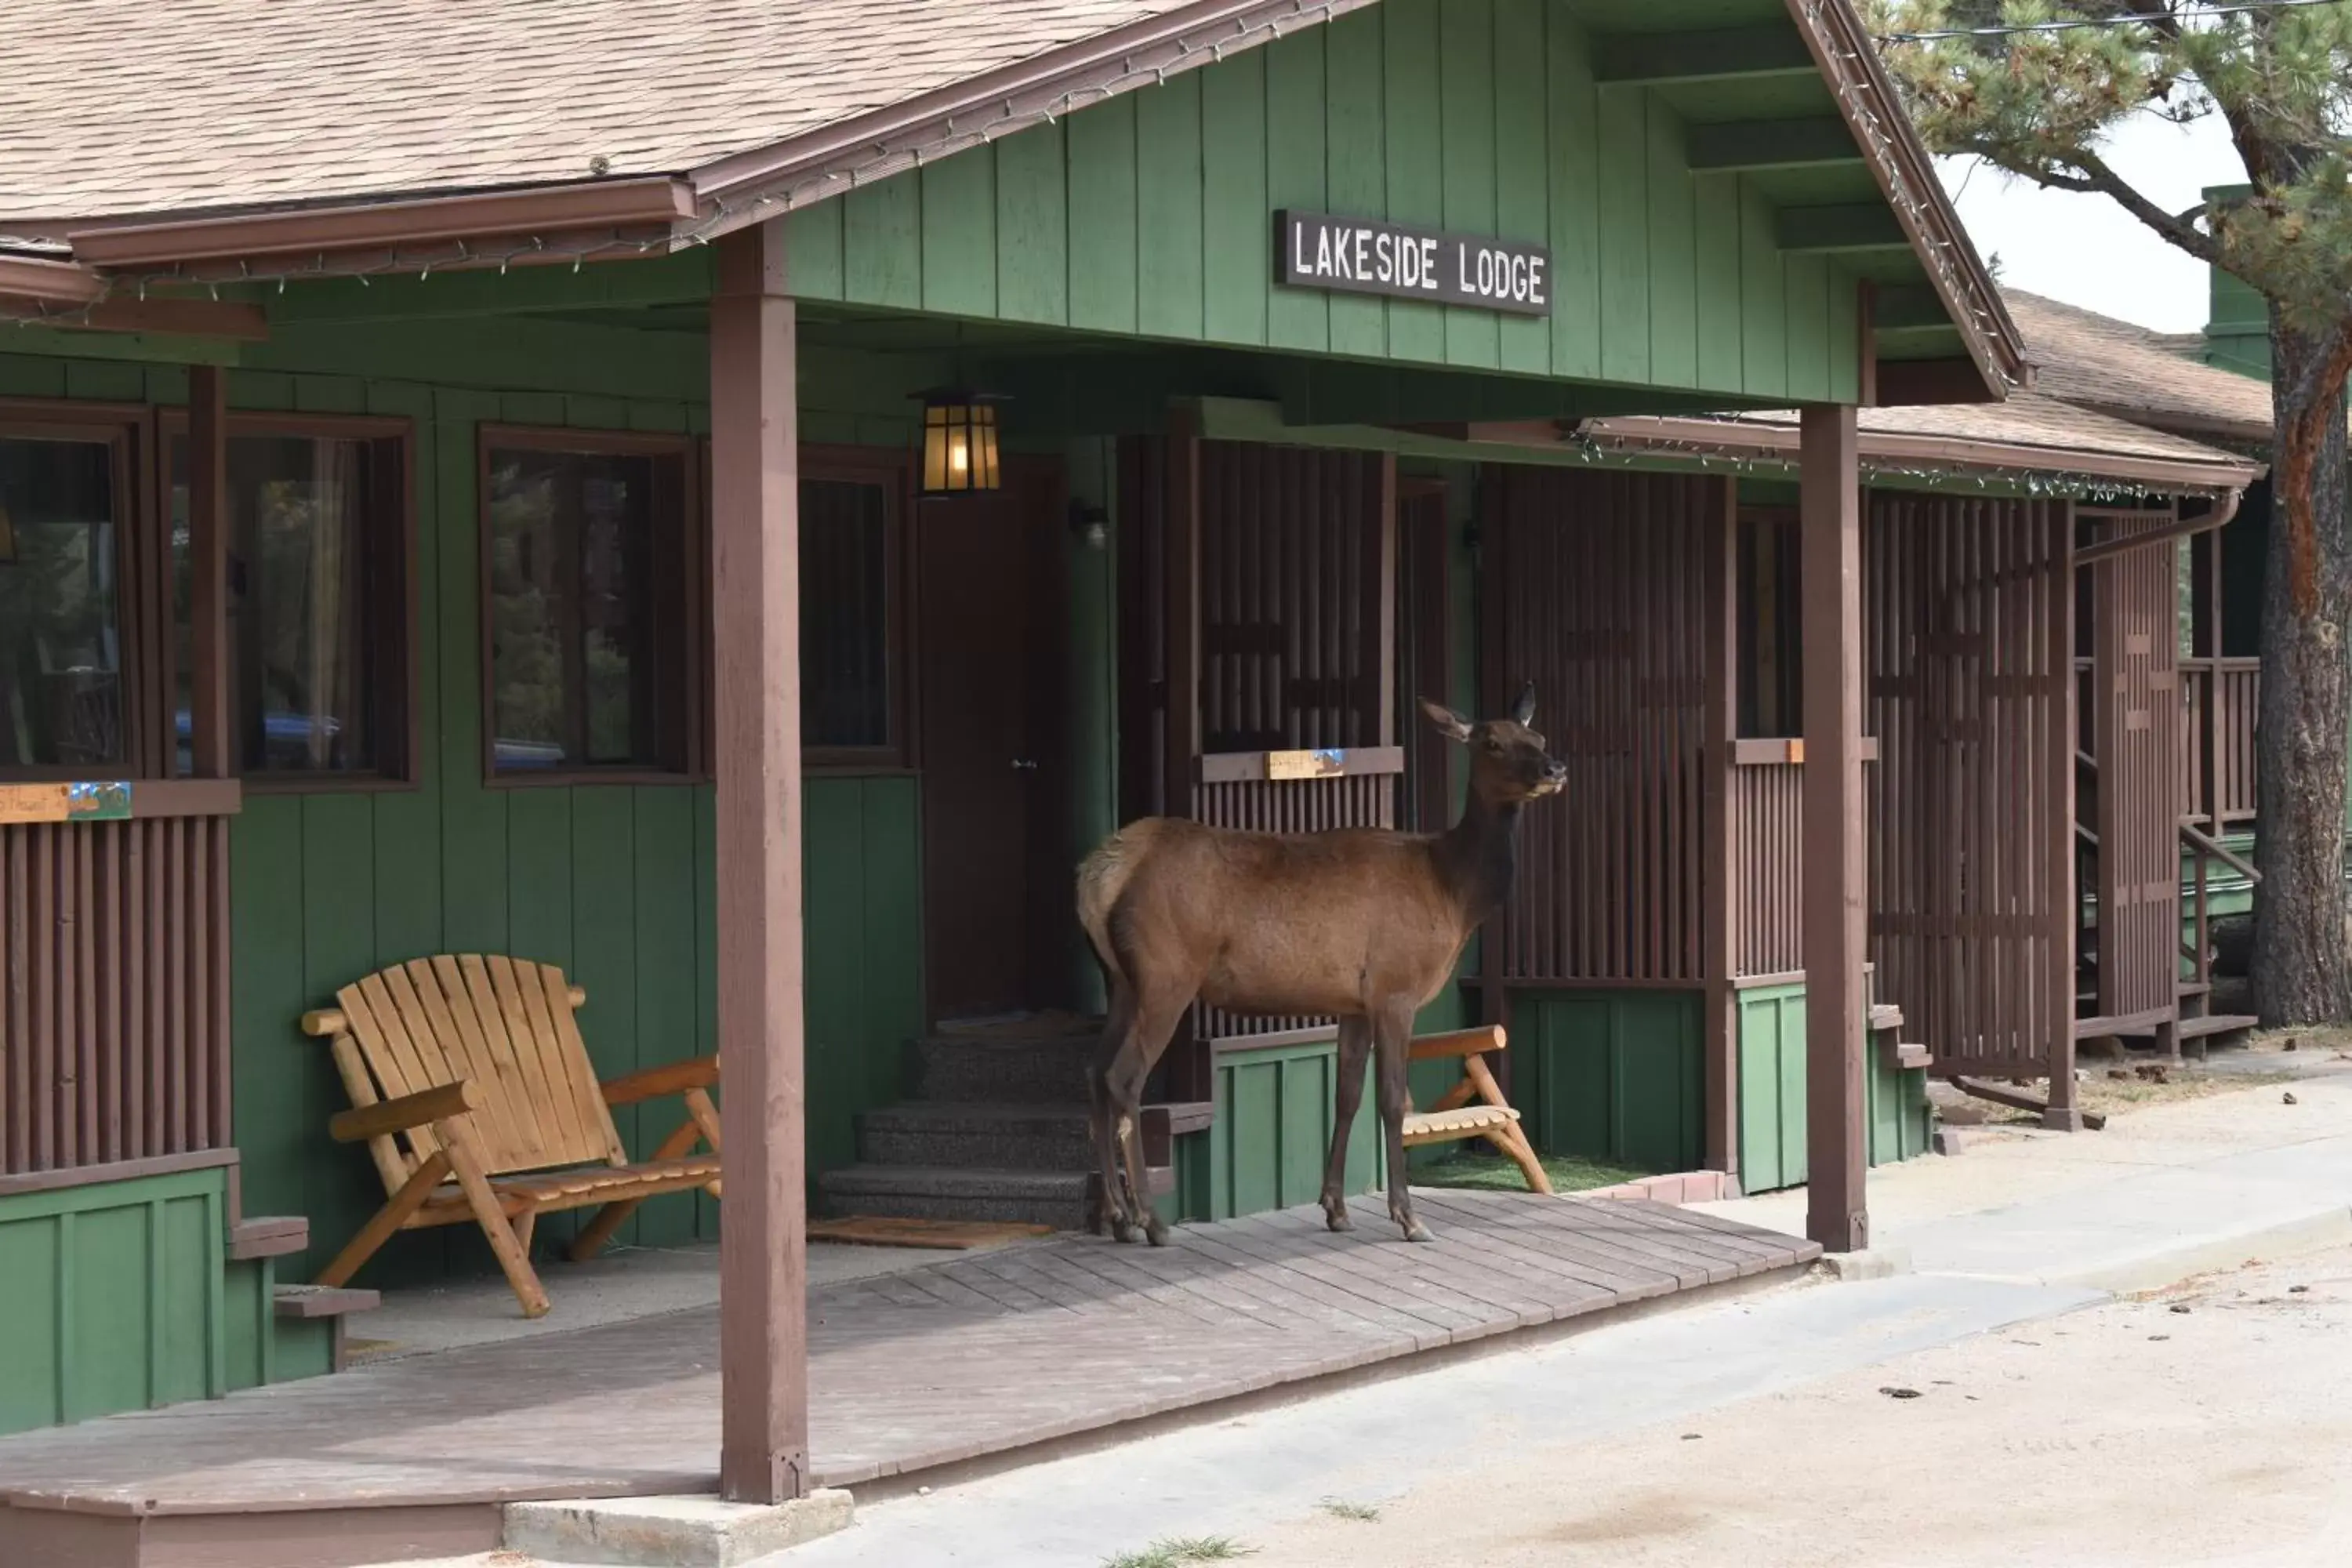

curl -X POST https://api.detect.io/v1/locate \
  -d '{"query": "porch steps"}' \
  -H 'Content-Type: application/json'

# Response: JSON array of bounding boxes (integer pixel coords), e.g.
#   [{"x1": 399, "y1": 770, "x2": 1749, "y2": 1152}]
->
[
  {"x1": 818, "y1": 1164, "x2": 1094, "y2": 1231},
  {"x1": 820, "y1": 1027, "x2": 1129, "y2": 1232},
  {"x1": 2177, "y1": 1012, "x2": 2259, "y2": 1054}
]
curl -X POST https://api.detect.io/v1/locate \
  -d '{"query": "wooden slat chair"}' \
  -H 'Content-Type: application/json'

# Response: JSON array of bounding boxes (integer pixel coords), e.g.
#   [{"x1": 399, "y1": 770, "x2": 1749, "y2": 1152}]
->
[
  {"x1": 300, "y1": 954, "x2": 721, "y2": 1318},
  {"x1": 1402, "y1": 1025, "x2": 1553, "y2": 1195}
]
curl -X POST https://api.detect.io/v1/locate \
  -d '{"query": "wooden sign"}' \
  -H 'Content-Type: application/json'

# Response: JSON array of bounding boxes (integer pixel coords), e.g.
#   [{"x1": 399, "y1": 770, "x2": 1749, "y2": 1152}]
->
[
  {"x1": 1276, "y1": 210, "x2": 1552, "y2": 317},
  {"x1": 1266, "y1": 748, "x2": 1348, "y2": 782},
  {"x1": 0, "y1": 780, "x2": 132, "y2": 825}
]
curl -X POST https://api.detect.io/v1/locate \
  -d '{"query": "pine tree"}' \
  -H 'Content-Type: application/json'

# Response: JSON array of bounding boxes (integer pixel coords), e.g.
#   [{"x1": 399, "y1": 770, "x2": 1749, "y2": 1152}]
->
[{"x1": 1868, "y1": 0, "x2": 2352, "y2": 1023}]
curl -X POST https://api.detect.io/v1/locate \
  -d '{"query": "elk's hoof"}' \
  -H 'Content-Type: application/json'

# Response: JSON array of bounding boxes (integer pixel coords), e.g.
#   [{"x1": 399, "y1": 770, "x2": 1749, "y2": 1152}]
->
[
  {"x1": 1109, "y1": 1218, "x2": 1138, "y2": 1244},
  {"x1": 1400, "y1": 1219, "x2": 1435, "y2": 1243},
  {"x1": 1323, "y1": 1204, "x2": 1353, "y2": 1234},
  {"x1": 1144, "y1": 1216, "x2": 1170, "y2": 1247}
]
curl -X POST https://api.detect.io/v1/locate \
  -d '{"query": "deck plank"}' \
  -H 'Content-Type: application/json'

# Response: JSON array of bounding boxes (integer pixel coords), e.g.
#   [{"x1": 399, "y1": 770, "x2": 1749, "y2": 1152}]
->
[{"x1": 0, "y1": 1192, "x2": 1818, "y2": 1515}]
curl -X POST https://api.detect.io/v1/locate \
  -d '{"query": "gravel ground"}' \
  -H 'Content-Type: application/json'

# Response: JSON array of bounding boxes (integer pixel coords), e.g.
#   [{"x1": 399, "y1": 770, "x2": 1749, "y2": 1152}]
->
[{"x1": 1245, "y1": 1245, "x2": 2352, "y2": 1568}]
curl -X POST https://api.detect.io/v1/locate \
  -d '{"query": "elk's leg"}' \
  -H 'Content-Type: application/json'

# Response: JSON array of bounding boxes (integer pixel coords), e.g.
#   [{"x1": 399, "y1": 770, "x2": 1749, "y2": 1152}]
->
[
  {"x1": 1097, "y1": 982, "x2": 1190, "y2": 1245},
  {"x1": 1090, "y1": 986, "x2": 1141, "y2": 1242},
  {"x1": 1374, "y1": 1003, "x2": 1431, "y2": 1243},
  {"x1": 1320, "y1": 1016, "x2": 1373, "y2": 1232}
]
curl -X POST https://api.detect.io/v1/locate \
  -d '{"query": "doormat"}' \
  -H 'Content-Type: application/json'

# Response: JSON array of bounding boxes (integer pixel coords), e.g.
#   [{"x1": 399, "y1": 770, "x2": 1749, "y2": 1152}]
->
[{"x1": 808, "y1": 1215, "x2": 1054, "y2": 1250}]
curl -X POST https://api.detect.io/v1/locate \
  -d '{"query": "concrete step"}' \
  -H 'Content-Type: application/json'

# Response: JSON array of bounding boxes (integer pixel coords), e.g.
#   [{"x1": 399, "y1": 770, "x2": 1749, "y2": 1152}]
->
[
  {"x1": 909, "y1": 1033, "x2": 1098, "y2": 1106},
  {"x1": 818, "y1": 1163, "x2": 1094, "y2": 1230},
  {"x1": 857, "y1": 1102, "x2": 1094, "y2": 1171}
]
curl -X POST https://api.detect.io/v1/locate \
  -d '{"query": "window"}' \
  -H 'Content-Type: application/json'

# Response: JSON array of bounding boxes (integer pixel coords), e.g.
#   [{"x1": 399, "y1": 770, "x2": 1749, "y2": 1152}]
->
[
  {"x1": 1737, "y1": 510, "x2": 1802, "y2": 739},
  {"x1": 484, "y1": 434, "x2": 696, "y2": 778},
  {"x1": 799, "y1": 453, "x2": 908, "y2": 764},
  {"x1": 0, "y1": 425, "x2": 129, "y2": 774},
  {"x1": 168, "y1": 423, "x2": 409, "y2": 782}
]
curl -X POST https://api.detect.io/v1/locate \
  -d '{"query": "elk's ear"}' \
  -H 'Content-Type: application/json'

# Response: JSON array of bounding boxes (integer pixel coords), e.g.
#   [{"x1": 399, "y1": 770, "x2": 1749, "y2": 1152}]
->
[
  {"x1": 1510, "y1": 683, "x2": 1538, "y2": 727},
  {"x1": 1420, "y1": 699, "x2": 1474, "y2": 743}
]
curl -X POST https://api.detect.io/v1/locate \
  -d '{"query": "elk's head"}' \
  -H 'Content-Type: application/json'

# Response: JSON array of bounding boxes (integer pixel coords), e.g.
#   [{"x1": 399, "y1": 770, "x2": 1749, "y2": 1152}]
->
[{"x1": 1421, "y1": 685, "x2": 1566, "y2": 808}]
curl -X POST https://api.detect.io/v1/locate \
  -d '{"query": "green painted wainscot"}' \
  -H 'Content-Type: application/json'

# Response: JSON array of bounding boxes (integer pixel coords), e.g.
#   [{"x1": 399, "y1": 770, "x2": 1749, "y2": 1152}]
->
[
  {"x1": 1736, "y1": 983, "x2": 1931, "y2": 1196},
  {"x1": 1510, "y1": 989, "x2": 1706, "y2": 1174},
  {"x1": 1164, "y1": 1037, "x2": 1387, "y2": 1223},
  {"x1": 0, "y1": 1163, "x2": 332, "y2": 1437}
]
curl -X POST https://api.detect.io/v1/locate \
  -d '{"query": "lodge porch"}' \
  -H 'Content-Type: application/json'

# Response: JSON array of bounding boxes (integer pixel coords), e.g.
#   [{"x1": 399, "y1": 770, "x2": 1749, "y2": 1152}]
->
[{"x1": 0, "y1": 1188, "x2": 1815, "y2": 1568}]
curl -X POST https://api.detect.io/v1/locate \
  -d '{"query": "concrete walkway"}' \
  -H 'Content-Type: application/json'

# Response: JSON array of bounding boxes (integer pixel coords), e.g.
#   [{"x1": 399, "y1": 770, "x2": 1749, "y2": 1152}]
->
[{"x1": 374, "y1": 1061, "x2": 2352, "y2": 1567}]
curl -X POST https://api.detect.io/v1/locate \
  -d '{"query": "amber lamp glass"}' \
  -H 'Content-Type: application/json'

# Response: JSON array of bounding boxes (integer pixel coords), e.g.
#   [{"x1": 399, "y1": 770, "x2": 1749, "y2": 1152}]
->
[{"x1": 918, "y1": 393, "x2": 1001, "y2": 495}]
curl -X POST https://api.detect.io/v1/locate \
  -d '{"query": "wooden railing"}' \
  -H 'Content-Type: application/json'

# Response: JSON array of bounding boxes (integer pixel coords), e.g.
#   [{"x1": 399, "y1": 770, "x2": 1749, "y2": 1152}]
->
[
  {"x1": 2194, "y1": 658, "x2": 2260, "y2": 826},
  {"x1": 0, "y1": 780, "x2": 240, "y2": 1174},
  {"x1": 2091, "y1": 655, "x2": 2261, "y2": 829},
  {"x1": 1729, "y1": 750, "x2": 1804, "y2": 979}
]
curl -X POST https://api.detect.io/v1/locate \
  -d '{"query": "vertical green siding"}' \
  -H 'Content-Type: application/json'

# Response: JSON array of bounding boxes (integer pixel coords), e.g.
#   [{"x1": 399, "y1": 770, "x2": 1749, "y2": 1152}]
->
[
  {"x1": 782, "y1": 1, "x2": 1864, "y2": 404},
  {"x1": 0, "y1": 1171, "x2": 226, "y2": 1435},
  {"x1": 1511, "y1": 989, "x2": 1703, "y2": 1173},
  {"x1": 1736, "y1": 982, "x2": 1933, "y2": 1195},
  {"x1": 1172, "y1": 1038, "x2": 1386, "y2": 1222}
]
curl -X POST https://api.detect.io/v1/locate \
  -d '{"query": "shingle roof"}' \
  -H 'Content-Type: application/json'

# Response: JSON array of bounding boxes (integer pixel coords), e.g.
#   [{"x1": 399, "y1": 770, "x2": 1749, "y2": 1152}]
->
[
  {"x1": 2003, "y1": 289, "x2": 2274, "y2": 441},
  {"x1": 0, "y1": 0, "x2": 1190, "y2": 227},
  {"x1": 1587, "y1": 389, "x2": 2262, "y2": 491}
]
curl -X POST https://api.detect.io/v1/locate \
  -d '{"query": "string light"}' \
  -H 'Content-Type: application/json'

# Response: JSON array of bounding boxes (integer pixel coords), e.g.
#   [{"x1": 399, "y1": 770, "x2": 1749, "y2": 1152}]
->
[{"x1": 1878, "y1": 0, "x2": 2350, "y2": 44}]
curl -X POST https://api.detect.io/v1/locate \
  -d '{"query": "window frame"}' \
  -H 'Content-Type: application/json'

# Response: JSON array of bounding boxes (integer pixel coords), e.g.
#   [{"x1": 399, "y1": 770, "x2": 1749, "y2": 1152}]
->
[
  {"x1": 799, "y1": 443, "x2": 917, "y2": 775},
  {"x1": 158, "y1": 408, "x2": 418, "y2": 793},
  {"x1": 477, "y1": 425, "x2": 706, "y2": 788},
  {"x1": 0, "y1": 399, "x2": 161, "y2": 782}
]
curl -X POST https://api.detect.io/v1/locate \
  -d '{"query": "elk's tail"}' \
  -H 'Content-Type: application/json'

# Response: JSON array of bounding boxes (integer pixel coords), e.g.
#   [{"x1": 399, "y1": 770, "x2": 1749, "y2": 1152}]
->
[{"x1": 1076, "y1": 827, "x2": 1149, "y2": 988}]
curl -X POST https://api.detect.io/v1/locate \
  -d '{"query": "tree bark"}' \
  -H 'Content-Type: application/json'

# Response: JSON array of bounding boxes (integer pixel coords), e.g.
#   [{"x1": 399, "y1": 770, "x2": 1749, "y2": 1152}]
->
[{"x1": 2251, "y1": 312, "x2": 2352, "y2": 1026}]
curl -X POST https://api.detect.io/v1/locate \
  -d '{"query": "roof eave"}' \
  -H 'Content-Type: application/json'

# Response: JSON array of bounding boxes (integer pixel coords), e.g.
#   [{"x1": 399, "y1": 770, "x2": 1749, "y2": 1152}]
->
[
  {"x1": 1577, "y1": 413, "x2": 2264, "y2": 495},
  {"x1": 1785, "y1": 0, "x2": 2029, "y2": 403}
]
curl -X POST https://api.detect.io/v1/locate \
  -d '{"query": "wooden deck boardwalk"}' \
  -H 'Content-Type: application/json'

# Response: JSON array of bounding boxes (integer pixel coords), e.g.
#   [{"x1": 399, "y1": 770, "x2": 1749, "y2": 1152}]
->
[{"x1": 0, "y1": 1192, "x2": 1815, "y2": 1543}]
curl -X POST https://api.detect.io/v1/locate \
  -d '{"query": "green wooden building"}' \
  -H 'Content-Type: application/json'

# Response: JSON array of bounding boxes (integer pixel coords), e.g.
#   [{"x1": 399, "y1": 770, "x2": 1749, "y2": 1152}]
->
[{"x1": 0, "y1": 0, "x2": 2111, "y2": 1457}]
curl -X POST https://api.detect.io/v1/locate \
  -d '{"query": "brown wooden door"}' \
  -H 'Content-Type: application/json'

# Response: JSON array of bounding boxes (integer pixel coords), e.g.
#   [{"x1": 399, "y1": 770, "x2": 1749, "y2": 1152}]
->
[{"x1": 916, "y1": 459, "x2": 1067, "y2": 1021}]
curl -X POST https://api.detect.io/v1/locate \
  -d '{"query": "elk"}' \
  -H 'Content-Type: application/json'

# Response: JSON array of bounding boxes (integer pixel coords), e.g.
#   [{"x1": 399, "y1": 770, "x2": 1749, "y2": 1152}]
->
[{"x1": 1076, "y1": 688, "x2": 1566, "y2": 1245}]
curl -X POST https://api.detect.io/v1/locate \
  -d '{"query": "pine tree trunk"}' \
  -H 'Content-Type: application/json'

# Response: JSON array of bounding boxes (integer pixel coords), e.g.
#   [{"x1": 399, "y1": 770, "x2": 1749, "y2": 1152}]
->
[{"x1": 2251, "y1": 314, "x2": 2352, "y2": 1025}]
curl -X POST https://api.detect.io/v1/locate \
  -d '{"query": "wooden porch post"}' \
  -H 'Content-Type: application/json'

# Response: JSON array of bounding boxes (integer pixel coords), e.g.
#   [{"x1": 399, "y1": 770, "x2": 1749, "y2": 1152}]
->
[
  {"x1": 187, "y1": 365, "x2": 230, "y2": 778},
  {"x1": 1799, "y1": 405, "x2": 1867, "y2": 1253},
  {"x1": 710, "y1": 219, "x2": 810, "y2": 1504},
  {"x1": 1701, "y1": 477, "x2": 1738, "y2": 1180},
  {"x1": 2046, "y1": 503, "x2": 2082, "y2": 1129}
]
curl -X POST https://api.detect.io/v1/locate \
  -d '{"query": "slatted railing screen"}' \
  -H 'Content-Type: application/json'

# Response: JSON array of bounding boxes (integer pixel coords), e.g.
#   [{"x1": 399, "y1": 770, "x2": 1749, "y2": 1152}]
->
[
  {"x1": 1187, "y1": 441, "x2": 1396, "y2": 1049},
  {"x1": 2, "y1": 814, "x2": 232, "y2": 1173},
  {"x1": 1866, "y1": 495, "x2": 2070, "y2": 1076},
  {"x1": 2180, "y1": 662, "x2": 2209, "y2": 823},
  {"x1": 1197, "y1": 443, "x2": 1390, "y2": 753},
  {"x1": 1730, "y1": 762, "x2": 1804, "y2": 978},
  {"x1": 2089, "y1": 509, "x2": 2182, "y2": 1019},
  {"x1": 1490, "y1": 467, "x2": 1708, "y2": 984}
]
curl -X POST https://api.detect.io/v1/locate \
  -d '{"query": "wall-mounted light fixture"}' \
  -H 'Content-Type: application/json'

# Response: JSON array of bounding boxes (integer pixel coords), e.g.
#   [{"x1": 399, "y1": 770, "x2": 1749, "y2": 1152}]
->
[
  {"x1": 1067, "y1": 500, "x2": 1109, "y2": 550},
  {"x1": 915, "y1": 390, "x2": 1004, "y2": 496}
]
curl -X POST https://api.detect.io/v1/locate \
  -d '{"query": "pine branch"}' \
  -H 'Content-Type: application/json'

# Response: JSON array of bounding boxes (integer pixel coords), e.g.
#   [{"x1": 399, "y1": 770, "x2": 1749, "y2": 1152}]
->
[{"x1": 2070, "y1": 150, "x2": 2225, "y2": 263}]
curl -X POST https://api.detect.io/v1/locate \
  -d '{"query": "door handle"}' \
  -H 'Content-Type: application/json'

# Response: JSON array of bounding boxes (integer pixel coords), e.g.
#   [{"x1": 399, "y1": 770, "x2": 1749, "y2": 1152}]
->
[{"x1": 1011, "y1": 758, "x2": 1039, "y2": 771}]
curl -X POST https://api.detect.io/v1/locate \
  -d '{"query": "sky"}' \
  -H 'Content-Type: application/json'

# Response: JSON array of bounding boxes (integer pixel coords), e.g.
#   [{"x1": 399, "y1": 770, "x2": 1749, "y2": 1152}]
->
[{"x1": 1935, "y1": 108, "x2": 2248, "y2": 332}]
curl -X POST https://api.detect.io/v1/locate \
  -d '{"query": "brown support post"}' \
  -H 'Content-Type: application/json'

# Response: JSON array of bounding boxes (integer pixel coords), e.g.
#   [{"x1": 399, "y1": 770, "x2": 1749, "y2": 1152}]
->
[
  {"x1": 710, "y1": 220, "x2": 809, "y2": 1505},
  {"x1": 1701, "y1": 478, "x2": 1739, "y2": 1181},
  {"x1": 1162, "y1": 409, "x2": 1201, "y2": 821},
  {"x1": 2045, "y1": 506, "x2": 2082, "y2": 1128},
  {"x1": 187, "y1": 365, "x2": 231, "y2": 779},
  {"x1": 1799, "y1": 405, "x2": 1867, "y2": 1253}
]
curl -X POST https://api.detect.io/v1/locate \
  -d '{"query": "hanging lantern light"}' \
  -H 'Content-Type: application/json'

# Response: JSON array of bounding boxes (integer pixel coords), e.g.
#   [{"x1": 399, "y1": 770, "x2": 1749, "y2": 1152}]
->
[{"x1": 916, "y1": 390, "x2": 1004, "y2": 496}]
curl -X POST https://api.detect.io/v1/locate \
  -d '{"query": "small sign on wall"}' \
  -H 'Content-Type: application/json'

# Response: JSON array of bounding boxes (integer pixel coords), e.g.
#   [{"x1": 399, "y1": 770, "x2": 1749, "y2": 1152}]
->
[
  {"x1": 1276, "y1": 210, "x2": 1552, "y2": 317},
  {"x1": 0, "y1": 781, "x2": 132, "y2": 826},
  {"x1": 1265, "y1": 749, "x2": 1348, "y2": 781}
]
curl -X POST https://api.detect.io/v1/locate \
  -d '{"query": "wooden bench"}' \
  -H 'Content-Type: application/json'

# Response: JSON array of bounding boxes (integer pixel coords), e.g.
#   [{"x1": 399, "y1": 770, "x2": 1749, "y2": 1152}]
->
[
  {"x1": 1403, "y1": 1025, "x2": 1552, "y2": 1195},
  {"x1": 301, "y1": 955, "x2": 720, "y2": 1318}
]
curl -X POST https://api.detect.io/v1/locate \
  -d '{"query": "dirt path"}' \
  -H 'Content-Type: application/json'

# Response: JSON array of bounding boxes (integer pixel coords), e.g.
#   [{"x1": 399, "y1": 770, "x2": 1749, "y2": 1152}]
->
[{"x1": 1247, "y1": 1247, "x2": 2352, "y2": 1567}]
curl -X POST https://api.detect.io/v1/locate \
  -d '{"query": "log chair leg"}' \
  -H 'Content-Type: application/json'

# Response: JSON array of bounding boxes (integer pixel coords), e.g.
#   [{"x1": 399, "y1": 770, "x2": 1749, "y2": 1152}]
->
[
  {"x1": 443, "y1": 1126, "x2": 550, "y2": 1318},
  {"x1": 315, "y1": 1150, "x2": 451, "y2": 1289},
  {"x1": 570, "y1": 1115, "x2": 713, "y2": 1262},
  {"x1": 685, "y1": 1086, "x2": 724, "y2": 1198},
  {"x1": 1486, "y1": 1121, "x2": 1554, "y2": 1196},
  {"x1": 512, "y1": 1208, "x2": 538, "y2": 1259}
]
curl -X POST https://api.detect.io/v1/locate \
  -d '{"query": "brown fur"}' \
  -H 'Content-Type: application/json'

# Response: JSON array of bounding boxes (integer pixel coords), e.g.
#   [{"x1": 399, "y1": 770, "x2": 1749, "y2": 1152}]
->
[{"x1": 1080, "y1": 692, "x2": 1565, "y2": 1244}]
